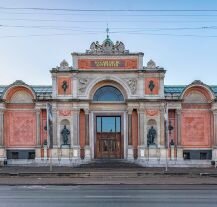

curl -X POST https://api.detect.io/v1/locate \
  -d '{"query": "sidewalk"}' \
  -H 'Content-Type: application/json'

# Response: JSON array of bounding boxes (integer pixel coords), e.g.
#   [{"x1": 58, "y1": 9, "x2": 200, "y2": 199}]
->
[
  {"x1": 0, "y1": 166, "x2": 217, "y2": 185},
  {"x1": 0, "y1": 166, "x2": 217, "y2": 174}
]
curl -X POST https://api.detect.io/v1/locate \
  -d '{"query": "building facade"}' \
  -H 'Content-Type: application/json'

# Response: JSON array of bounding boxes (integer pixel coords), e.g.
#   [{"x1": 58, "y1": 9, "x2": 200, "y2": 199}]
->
[{"x1": 0, "y1": 36, "x2": 217, "y2": 166}]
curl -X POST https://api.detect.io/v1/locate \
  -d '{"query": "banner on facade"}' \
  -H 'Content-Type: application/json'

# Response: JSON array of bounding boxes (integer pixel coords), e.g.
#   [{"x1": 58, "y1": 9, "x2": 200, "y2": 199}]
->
[{"x1": 46, "y1": 103, "x2": 53, "y2": 149}]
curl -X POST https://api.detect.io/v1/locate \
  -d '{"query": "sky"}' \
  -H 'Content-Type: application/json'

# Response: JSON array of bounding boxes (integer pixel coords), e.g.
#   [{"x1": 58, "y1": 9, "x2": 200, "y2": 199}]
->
[{"x1": 0, "y1": 0, "x2": 217, "y2": 86}]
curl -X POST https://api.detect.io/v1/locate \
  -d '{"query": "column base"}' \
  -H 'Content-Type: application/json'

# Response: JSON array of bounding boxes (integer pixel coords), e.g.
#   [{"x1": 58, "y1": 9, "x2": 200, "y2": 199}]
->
[
  {"x1": 0, "y1": 147, "x2": 6, "y2": 166},
  {"x1": 212, "y1": 147, "x2": 217, "y2": 161},
  {"x1": 84, "y1": 146, "x2": 91, "y2": 160},
  {"x1": 127, "y1": 146, "x2": 134, "y2": 160},
  {"x1": 177, "y1": 146, "x2": 184, "y2": 161},
  {"x1": 170, "y1": 146, "x2": 175, "y2": 160}
]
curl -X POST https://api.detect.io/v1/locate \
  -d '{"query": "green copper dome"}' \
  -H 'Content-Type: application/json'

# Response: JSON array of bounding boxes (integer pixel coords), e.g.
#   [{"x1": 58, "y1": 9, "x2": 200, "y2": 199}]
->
[{"x1": 102, "y1": 35, "x2": 114, "y2": 46}]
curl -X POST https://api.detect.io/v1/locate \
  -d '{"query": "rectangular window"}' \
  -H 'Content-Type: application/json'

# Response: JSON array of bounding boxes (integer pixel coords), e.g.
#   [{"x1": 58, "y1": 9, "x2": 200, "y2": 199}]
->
[
  {"x1": 102, "y1": 117, "x2": 116, "y2": 132},
  {"x1": 28, "y1": 152, "x2": 35, "y2": 160},
  {"x1": 183, "y1": 152, "x2": 190, "y2": 160},
  {"x1": 12, "y1": 152, "x2": 19, "y2": 159},
  {"x1": 200, "y1": 152, "x2": 207, "y2": 160}
]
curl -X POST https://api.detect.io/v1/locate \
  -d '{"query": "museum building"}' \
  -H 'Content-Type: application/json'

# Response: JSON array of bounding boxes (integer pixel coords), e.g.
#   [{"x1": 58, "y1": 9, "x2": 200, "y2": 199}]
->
[{"x1": 0, "y1": 35, "x2": 217, "y2": 166}]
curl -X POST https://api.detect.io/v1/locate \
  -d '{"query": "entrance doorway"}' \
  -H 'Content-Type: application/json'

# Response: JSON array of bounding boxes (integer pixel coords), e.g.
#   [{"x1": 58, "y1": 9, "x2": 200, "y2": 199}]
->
[{"x1": 95, "y1": 116, "x2": 121, "y2": 159}]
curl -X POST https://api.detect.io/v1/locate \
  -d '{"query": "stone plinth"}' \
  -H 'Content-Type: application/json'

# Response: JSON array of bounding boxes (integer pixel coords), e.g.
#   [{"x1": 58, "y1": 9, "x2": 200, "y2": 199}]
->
[
  {"x1": 170, "y1": 145, "x2": 175, "y2": 160},
  {"x1": 127, "y1": 146, "x2": 134, "y2": 160}
]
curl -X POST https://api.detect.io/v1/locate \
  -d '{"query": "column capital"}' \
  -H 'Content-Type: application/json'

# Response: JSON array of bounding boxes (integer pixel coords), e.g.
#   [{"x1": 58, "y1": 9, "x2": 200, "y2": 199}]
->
[
  {"x1": 84, "y1": 109, "x2": 90, "y2": 114},
  {"x1": 72, "y1": 108, "x2": 80, "y2": 113},
  {"x1": 138, "y1": 109, "x2": 144, "y2": 114},
  {"x1": 212, "y1": 109, "x2": 217, "y2": 115},
  {"x1": 35, "y1": 108, "x2": 41, "y2": 113},
  {"x1": 127, "y1": 108, "x2": 133, "y2": 114},
  {"x1": 0, "y1": 110, "x2": 5, "y2": 115},
  {"x1": 176, "y1": 108, "x2": 182, "y2": 115}
]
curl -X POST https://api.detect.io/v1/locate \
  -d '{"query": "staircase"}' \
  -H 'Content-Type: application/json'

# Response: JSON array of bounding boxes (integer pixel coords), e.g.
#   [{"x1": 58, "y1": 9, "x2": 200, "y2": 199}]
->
[{"x1": 77, "y1": 159, "x2": 144, "y2": 169}]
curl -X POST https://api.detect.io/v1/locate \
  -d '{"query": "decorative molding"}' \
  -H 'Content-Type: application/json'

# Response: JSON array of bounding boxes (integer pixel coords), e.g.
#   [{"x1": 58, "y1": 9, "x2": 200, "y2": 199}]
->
[
  {"x1": 60, "y1": 59, "x2": 69, "y2": 70},
  {"x1": 191, "y1": 80, "x2": 204, "y2": 85},
  {"x1": 10, "y1": 91, "x2": 33, "y2": 103},
  {"x1": 146, "y1": 109, "x2": 159, "y2": 116},
  {"x1": 127, "y1": 79, "x2": 137, "y2": 94},
  {"x1": 86, "y1": 38, "x2": 129, "y2": 55},
  {"x1": 184, "y1": 91, "x2": 207, "y2": 103},
  {"x1": 147, "y1": 59, "x2": 156, "y2": 69},
  {"x1": 12, "y1": 80, "x2": 26, "y2": 86},
  {"x1": 59, "y1": 110, "x2": 71, "y2": 116}
]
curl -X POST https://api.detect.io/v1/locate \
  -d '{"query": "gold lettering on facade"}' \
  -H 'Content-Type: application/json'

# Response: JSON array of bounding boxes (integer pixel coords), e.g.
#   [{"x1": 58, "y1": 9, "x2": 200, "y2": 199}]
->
[{"x1": 94, "y1": 60, "x2": 120, "y2": 67}]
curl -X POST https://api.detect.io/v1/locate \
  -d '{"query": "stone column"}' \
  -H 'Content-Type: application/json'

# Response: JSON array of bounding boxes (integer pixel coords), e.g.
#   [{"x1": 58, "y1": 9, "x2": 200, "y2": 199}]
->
[
  {"x1": 160, "y1": 106, "x2": 165, "y2": 147},
  {"x1": 73, "y1": 109, "x2": 79, "y2": 145},
  {"x1": 84, "y1": 109, "x2": 91, "y2": 159},
  {"x1": 127, "y1": 108, "x2": 133, "y2": 159},
  {"x1": 52, "y1": 108, "x2": 57, "y2": 147},
  {"x1": 159, "y1": 74, "x2": 165, "y2": 98},
  {"x1": 176, "y1": 109, "x2": 183, "y2": 160},
  {"x1": 138, "y1": 110, "x2": 144, "y2": 145},
  {"x1": 36, "y1": 109, "x2": 41, "y2": 146},
  {"x1": 212, "y1": 110, "x2": 217, "y2": 161},
  {"x1": 52, "y1": 75, "x2": 57, "y2": 98},
  {"x1": 128, "y1": 109, "x2": 132, "y2": 145},
  {"x1": 84, "y1": 110, "x2": 89, "y2": 146},
  {"x1": 176, "y1": 109, "x2": 182, "y2": 146},
  {"x1": 0, "y1": 110, "x2": 4, "y2": 146}
]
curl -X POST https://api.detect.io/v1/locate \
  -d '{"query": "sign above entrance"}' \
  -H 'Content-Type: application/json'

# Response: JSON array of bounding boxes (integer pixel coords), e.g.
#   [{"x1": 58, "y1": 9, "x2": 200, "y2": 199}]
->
[{"x1": 78, "y1": 59, "x2": 138, "y2": 69}]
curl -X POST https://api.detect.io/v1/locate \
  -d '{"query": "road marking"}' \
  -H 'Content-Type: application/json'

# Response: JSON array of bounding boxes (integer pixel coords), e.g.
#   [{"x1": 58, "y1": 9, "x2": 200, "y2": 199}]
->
[{"x1": 85, "y1": 195, "x2": 136, "y2": 198}]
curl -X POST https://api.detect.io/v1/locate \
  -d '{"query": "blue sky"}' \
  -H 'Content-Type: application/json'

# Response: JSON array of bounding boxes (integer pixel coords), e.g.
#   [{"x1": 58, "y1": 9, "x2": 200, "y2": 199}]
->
[{"x1": 0, "y1": 0, "x2": 217, "y2": 85}]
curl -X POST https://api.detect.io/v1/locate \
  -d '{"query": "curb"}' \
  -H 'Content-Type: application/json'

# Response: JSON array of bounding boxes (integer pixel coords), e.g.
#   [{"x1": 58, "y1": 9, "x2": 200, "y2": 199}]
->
[{"x1": 0, "y1": 171, "x2": 217, "y2": 177}]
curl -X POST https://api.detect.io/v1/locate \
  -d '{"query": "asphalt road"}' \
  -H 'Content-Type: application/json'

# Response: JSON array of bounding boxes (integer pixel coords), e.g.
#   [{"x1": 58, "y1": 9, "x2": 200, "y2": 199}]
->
[{"x1": 0, "y1": 185, "x2": 217, "y2": 207}]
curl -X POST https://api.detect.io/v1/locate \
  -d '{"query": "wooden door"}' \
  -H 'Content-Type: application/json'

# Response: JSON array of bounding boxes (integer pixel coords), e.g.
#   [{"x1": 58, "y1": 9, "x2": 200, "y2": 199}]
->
[{"x1": 95, "y1": 116, "x2": 121, "y2": 159}]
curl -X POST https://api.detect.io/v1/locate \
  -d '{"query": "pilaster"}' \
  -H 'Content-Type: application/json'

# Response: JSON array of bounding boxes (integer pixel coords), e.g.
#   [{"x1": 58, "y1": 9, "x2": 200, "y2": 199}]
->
[
  {"x1": 159, "y1": 73, "x2": 165, "y2": 98},
  {"x1": 176, "y1": 109, "x2": 182, "y2": 146},
  {"x1": 160, "y1": 106, "x2": 165, "y2": 146},
  {"x1": 0, "y1": 110, "x2": 4, "y2": 146},
  {"x1": 127, "y1": 108, "x2": 133, "y2": 145},
  {"x1": 84, "y1": 109, "x2": 89, "y2": 146},
  {"x1": 72, "y1": 109, "x2": 79, "y2": 145},
  {"x1": 36, "y1": 109, "x2": 41, "y2": 146},
  {"x1": 212, "y1": 110, "x2": 217, "y2": 145},
  {"x1": 52, "y1": 74, "x2": 57, "y2": 98},
  {"x1": 52, "y1": 106, "x2": 57, "y2": 147},
  {"x1": 138, "y1": 108, "x2": 145, "y2": 145}
]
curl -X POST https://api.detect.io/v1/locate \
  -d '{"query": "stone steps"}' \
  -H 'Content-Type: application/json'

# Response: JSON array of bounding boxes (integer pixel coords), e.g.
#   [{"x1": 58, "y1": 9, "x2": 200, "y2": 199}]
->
[{"x1": 77, "y1": 159, "x2": 144, "y2": 169}]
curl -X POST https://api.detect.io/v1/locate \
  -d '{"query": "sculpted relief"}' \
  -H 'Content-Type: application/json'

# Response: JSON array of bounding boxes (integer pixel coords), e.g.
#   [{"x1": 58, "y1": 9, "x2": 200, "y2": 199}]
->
[
  {"x1": 78, "y1": 79, "x2": 89, "y2": 93},
  {"x1": 127, "y1": 79, "x2": 137, "y2": 94}
]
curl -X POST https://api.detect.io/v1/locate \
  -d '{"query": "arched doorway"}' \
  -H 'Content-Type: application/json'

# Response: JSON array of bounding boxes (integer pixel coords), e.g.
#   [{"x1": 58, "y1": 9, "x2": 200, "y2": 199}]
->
[{"x1": 92, "y1": 85, "x2": 125, "y2": 159}]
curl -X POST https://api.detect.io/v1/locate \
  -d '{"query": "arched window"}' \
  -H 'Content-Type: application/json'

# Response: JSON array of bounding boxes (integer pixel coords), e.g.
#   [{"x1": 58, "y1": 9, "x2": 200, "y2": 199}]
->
[{"x1": 93, "y1": 86, "x2": 124, "y2": 101}]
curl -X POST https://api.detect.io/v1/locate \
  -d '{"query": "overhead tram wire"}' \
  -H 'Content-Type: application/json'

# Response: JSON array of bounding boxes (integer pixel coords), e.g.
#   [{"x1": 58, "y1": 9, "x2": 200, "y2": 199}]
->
[
  {"x1": 1, "y1": 31, "x2": 217, "y2": 39},
  {"x1": 1, "y1": 7, "x2": 217, "y2": 12},
  {"x1": 2, "y1": 10, "x2": 217, "y2": 17},
  {"x1": 2, "y1": 18, "x2": 217, "y2": 24},
  {"x1": 1, "y1": 24, "x2": 217, "y2": 31}
]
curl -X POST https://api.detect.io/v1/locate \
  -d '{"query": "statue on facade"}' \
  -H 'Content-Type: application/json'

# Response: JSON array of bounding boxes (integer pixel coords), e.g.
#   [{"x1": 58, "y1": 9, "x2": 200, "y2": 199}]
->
[
  {"x1": 62, "y1": 81, "x2": 68, "y2": 93},
  {"x1": 147, "y1": 126, "x2": 157, "y2": 146},
  {"x1": 61, "y1": 125, "x2": 70, "y2": 145}
]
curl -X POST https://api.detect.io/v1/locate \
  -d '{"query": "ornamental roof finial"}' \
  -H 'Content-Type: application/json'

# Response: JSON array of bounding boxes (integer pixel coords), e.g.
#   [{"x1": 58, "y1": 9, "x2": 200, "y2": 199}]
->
[{"x1": 106, "y1": 24, "x2": 109, "y2": 39}]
